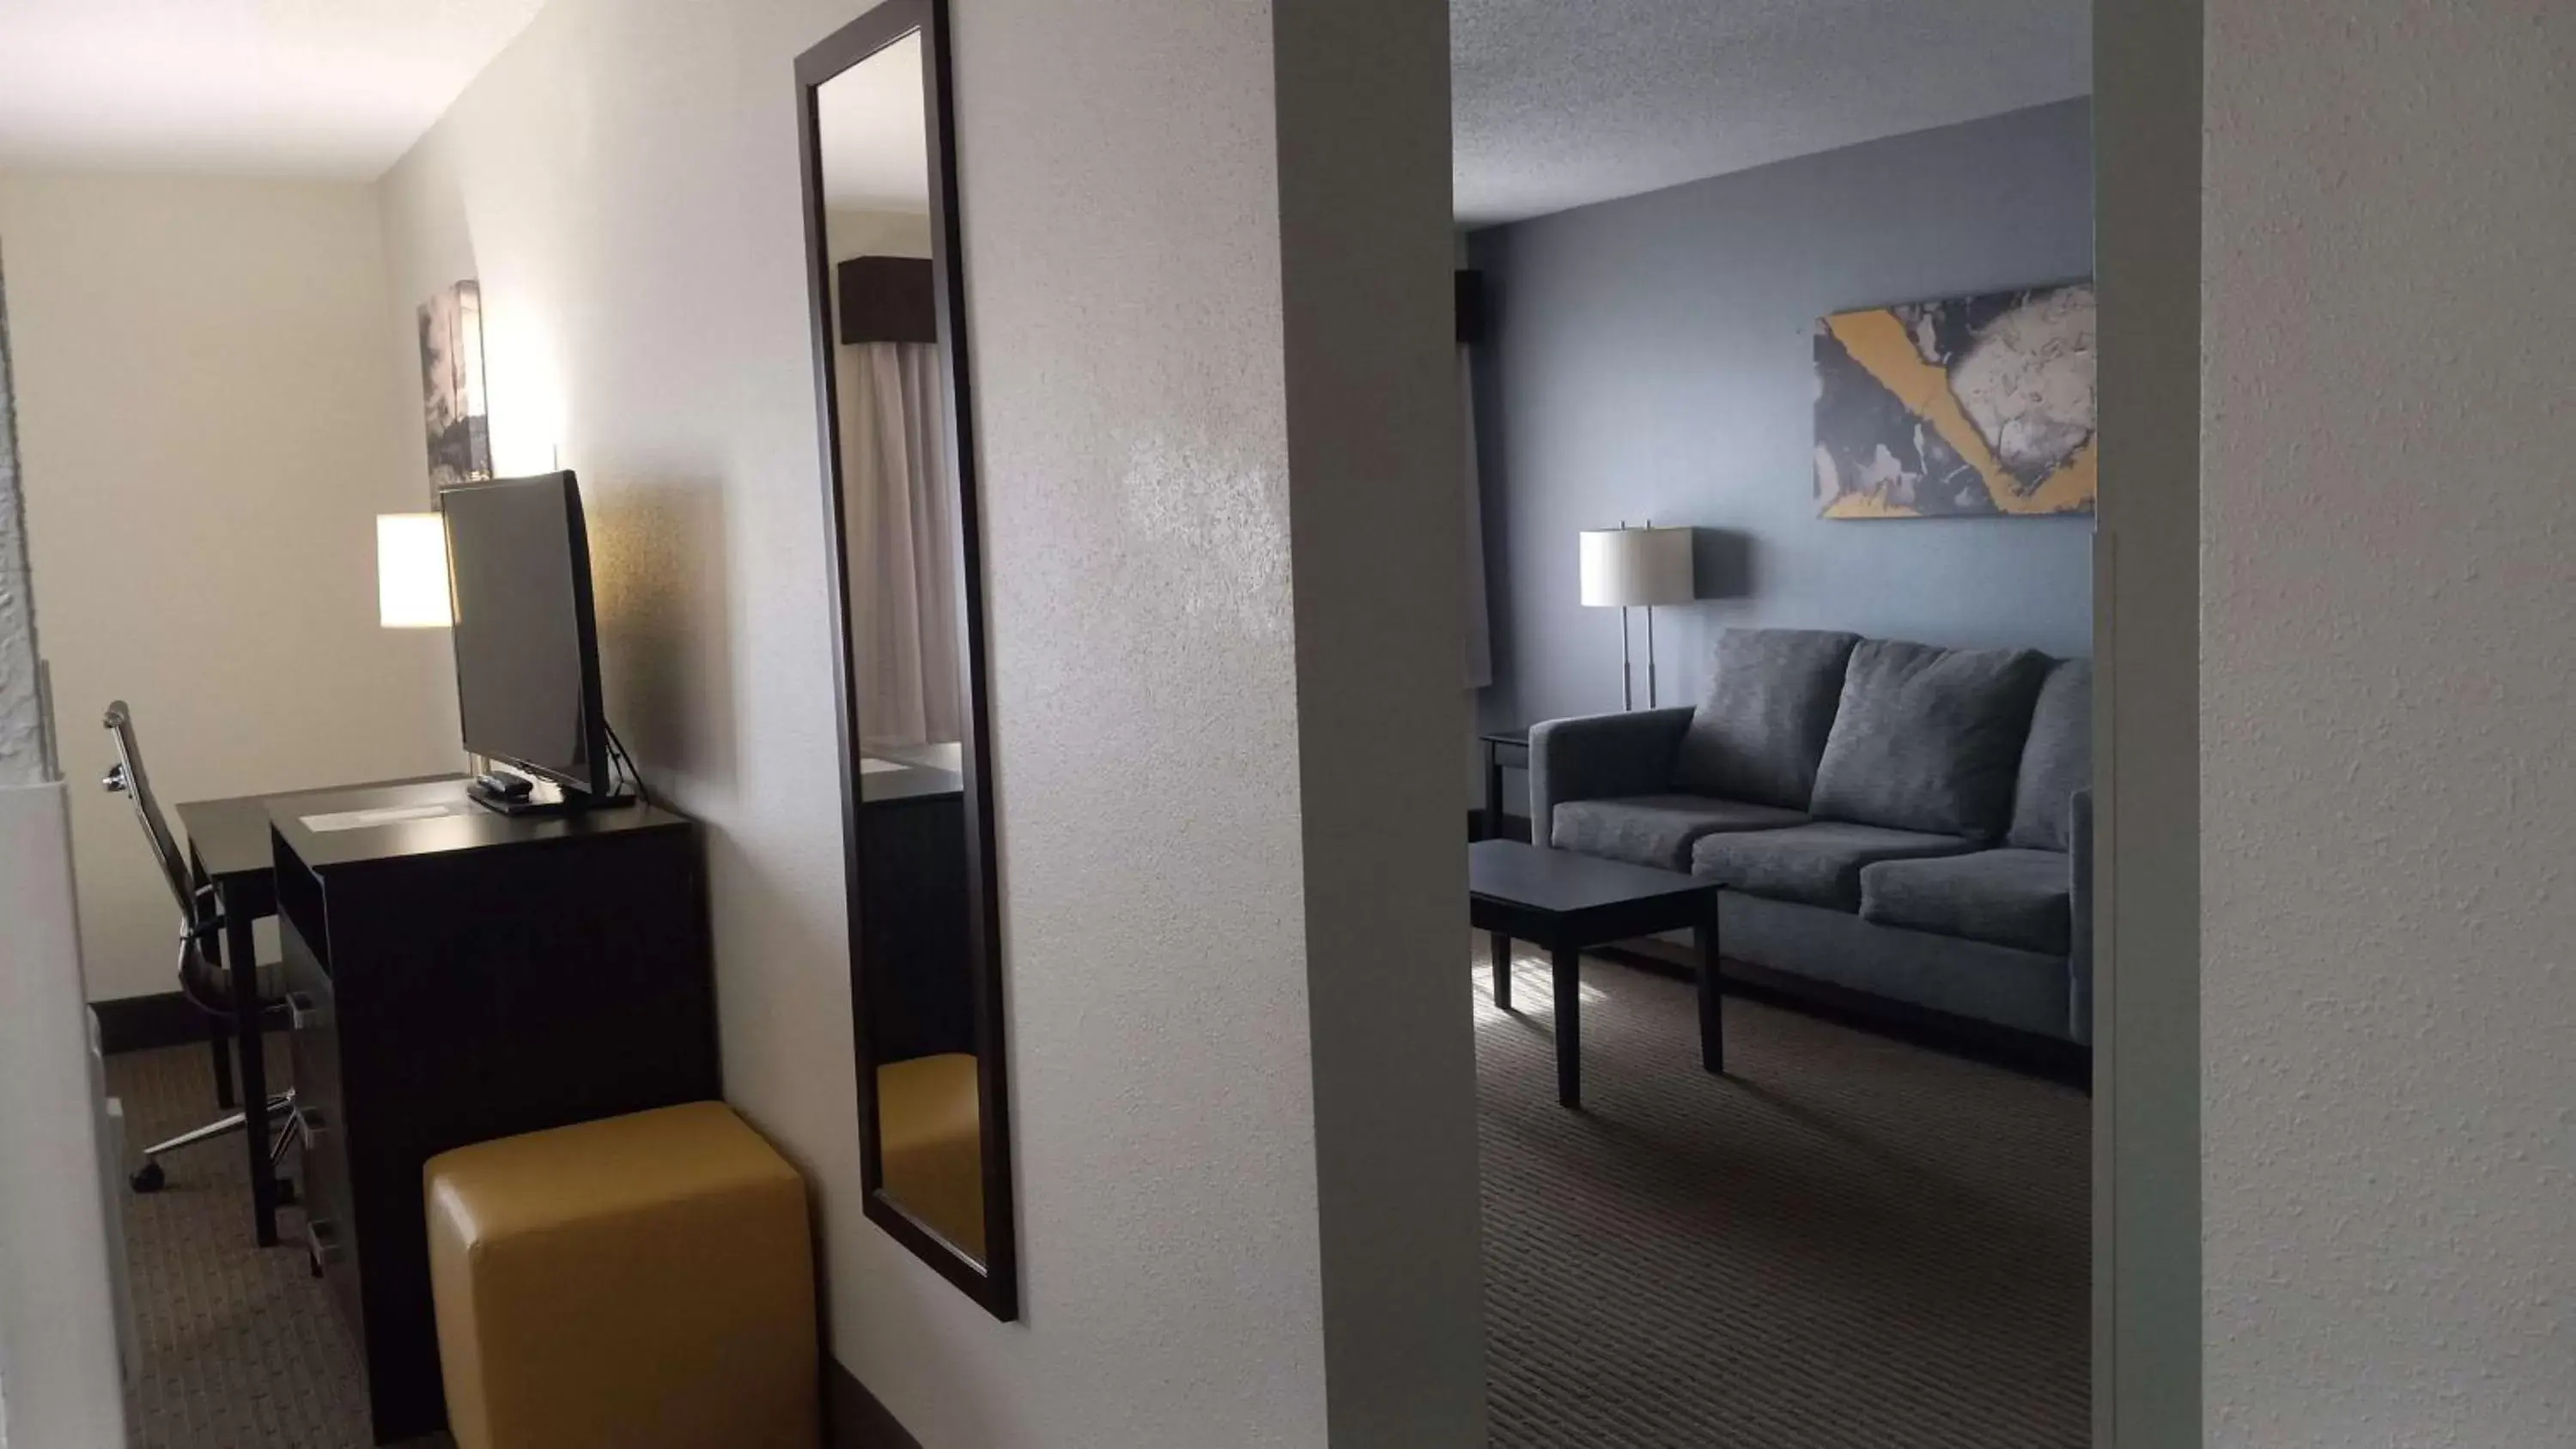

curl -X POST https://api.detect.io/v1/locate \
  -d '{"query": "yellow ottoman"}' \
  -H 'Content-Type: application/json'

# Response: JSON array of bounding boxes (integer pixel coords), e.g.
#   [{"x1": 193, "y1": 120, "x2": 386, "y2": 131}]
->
[
  {"x1": 877, "y1": 1054, "x2": 984, "y2": 1258},
  {"x1": 423, "y1": 1102, "x2": 820, "y2": 1449}
]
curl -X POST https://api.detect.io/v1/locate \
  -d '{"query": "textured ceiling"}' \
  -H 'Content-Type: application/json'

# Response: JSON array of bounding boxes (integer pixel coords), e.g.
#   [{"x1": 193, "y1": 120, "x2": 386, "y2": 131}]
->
[
  {"x1": 1455, "y1": 0, "x2": 2090, "y2": 225},
  {"x1": 817, "y1": 33, "x2": 930, "y2": 214},
  {"x1": 0, "y1": 0, "x2": 2085, "y2": 215},
  {"x1": 0, "y1": 0, "x2": 546, "y2": 179}
]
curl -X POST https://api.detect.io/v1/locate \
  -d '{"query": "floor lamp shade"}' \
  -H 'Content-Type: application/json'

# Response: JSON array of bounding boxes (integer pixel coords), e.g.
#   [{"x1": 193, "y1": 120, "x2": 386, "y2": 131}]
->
[
  {"x1": 1578, "y1": 525, "x2": 1694, "y2": 710},
  {"x1": 1579, "y1": 526, "x2": 1694, "y2": 607}
]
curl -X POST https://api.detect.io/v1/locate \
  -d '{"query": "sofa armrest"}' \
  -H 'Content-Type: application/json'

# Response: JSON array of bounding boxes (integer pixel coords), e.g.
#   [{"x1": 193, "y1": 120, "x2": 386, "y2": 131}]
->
[
  {"x1": 2069, "y1": 786, "x2": 2094, "y2": 1045},
  {"x1": 1527, "y1": 707, "x2": 1694, "y2": 850}
]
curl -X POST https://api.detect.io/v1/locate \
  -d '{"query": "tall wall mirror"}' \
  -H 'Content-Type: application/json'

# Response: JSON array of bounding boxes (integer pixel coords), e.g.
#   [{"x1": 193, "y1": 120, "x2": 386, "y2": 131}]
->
[{"x1": 796, "y1": 0, "x2": 1017, "y2": 1319}]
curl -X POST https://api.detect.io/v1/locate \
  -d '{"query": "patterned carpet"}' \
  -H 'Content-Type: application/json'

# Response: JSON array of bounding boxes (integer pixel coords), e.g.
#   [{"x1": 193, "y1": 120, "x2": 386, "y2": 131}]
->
[
  {"x1": 1474, "y1": 941, "x2": 2089, "y2": 1447},
  {"x1": 104, "y1": 1043, "x2": 450, "y2": 1449},
  {"x1": 106, "y1": 947, "x2": 2086, "y2": 1448}
]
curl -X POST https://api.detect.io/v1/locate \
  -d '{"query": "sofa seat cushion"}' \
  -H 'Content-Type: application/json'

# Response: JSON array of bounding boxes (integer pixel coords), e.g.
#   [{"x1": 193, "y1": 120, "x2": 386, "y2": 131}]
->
[
  {"x1": 1810, "y1": 639, "x2": 2051, "y2": 840},
  {"x1": 1552, "y1": 794, "x2": 1808, "y2": 870},
  {"x1": 1859, "y1": 848, "x2": 2071, "y2": 955},
  {"x1": 1689, "y1": 822, "x2": 1976, "y2": 911}
]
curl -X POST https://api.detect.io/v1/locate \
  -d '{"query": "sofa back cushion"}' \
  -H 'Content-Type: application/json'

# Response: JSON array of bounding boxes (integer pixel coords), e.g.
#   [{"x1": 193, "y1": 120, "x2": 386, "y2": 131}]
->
[
  {"x1": 2008, "y1": 658, "x2": 2092, "y2": 851},
  {"x1": 1809, "y1": 639, "x2": 2050, "y2": 840},
  {"x1": 1670, "y1": 628, "x2": 1862, "y2": 810}
]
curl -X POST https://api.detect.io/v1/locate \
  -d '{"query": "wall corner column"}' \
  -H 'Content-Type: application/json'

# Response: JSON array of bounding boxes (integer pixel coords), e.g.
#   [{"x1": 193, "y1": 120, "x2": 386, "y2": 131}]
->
[{"x1": 2092, "y1": 0, "x2": 2203, "y2": 1443}]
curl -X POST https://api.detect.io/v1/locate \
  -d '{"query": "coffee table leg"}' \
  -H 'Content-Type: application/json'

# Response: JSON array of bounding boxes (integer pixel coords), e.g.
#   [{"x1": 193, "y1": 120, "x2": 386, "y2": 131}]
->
[
  {"x1": 1552, "y1": 944, "x2": 1581, "y2": 1108},
  {"x1": 1489, "y1": 931, "x2": 1513, "y2": 1009},
  {"x1": 1697, "y1": 897, "x2": 1724, "y2": 1076}
]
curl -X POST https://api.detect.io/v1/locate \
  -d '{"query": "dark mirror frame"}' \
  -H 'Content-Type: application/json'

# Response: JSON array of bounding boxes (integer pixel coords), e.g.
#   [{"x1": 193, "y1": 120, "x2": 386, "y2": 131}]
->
[{"x1": 796, "y1": 0, "x2": 1018, "y2": 1322}]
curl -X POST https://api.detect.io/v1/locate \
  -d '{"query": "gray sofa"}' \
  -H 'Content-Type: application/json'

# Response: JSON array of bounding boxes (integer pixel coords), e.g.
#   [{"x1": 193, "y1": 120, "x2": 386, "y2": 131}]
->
[{"x1": 1530, "y1": 627, "x2": 2092, "y2": 1045}]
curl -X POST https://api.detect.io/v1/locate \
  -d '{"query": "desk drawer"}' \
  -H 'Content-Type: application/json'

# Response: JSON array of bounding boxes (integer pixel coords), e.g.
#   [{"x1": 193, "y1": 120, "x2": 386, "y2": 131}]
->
[
  {"x1": 281, "y1": 917, "x2": 361, "y2": 1328},
  {"x1": 281, "y1": 916, "x2": 341, "y2": 1121}
]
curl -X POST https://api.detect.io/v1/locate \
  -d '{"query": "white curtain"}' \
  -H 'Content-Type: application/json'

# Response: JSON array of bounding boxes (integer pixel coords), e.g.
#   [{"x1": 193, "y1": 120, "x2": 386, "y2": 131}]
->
[{"x1": 836, "y1": 341, "x2": 963, "y2": 751}]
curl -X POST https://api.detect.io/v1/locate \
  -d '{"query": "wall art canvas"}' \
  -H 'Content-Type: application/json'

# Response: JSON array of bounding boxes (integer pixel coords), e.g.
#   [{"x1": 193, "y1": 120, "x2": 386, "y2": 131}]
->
[
  {"x1": 1814, "y1": 281, "x2": 2095, "y2": 518},
  {"x1": 418, "y1": 280, "x2": 490, "y2": 488}
]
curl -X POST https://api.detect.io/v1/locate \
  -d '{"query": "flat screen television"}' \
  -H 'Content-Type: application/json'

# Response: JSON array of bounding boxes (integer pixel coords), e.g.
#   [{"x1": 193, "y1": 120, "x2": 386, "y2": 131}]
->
[{"x1": 439, "y1": 470, "x2": 611, "y2": 799}]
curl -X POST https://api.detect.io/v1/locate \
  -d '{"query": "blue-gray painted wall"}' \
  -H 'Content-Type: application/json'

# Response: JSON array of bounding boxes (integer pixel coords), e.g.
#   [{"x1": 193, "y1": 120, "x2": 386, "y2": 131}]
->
[{"x1": 1469, "y1": 99, "x2": 2095, "y2": 736}]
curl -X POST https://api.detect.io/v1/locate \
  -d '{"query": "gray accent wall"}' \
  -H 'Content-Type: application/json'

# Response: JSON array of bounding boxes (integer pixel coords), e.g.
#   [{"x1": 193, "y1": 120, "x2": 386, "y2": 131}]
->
[{"x1": 1469, "y1": 99, "x2": 2094, "y2": 735}]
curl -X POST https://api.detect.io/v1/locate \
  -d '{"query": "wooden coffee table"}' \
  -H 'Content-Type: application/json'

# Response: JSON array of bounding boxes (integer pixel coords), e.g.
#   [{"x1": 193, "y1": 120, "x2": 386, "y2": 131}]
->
[{"x1": 1468, "y1": 840, "x2": 1724, "y2": 1108}]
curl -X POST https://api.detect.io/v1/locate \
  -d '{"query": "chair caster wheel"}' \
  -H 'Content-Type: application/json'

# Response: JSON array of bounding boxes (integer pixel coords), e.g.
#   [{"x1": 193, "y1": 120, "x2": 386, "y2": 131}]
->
[{"x1": 131, "y1": 1161, "x2": 166, "y2": 1193}]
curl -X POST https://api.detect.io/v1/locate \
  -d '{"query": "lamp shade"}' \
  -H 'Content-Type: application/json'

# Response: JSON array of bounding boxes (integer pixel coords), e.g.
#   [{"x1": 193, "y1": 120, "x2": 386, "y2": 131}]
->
[
  {"x1": 378, "y1": 512, "x2": 453, "y2": 628},
  {"x1": 1578, "y1": 525, "x2": 1694, "y2": 608}
]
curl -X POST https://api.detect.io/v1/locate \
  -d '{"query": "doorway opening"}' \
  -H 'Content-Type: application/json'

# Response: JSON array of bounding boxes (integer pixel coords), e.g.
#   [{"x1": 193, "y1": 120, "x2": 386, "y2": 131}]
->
[{"x1": 1455, "y1": 3, "x2": 2099, "y2": 1441}]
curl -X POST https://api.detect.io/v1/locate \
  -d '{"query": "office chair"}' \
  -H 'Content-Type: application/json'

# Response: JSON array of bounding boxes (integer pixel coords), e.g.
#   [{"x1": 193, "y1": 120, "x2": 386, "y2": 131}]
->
[{"x1": 100, "y1": 700, "x2": 297, "y2": 1195}]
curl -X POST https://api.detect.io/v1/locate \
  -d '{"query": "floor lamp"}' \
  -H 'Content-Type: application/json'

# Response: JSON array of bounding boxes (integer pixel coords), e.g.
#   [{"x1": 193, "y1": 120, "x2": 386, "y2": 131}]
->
[{"x1": 1578, "y1": 524, "x2": 1696, "y2": 709}]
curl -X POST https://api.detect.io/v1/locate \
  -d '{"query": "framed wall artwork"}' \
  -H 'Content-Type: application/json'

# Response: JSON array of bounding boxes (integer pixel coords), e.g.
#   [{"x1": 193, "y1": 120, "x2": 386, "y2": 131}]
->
[
  {"x1": 418, "y1": 280, "x2": 491, "y2": 488},
  {"x1": 1814, "y1": 281, "x2": 2095, "y2": 518}
]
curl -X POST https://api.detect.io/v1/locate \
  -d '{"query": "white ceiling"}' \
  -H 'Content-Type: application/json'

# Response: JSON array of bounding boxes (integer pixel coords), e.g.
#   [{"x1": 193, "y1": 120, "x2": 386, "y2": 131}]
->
[
  {"x1": 817, "y1": 33, "x2": 930, "y2": 215},
  {"x1": 1455, "y1": 0, "x2": 2091, "y2": 225},
  {"x1": 0, "y1": 0, "x2": 546, "y2": 179}
]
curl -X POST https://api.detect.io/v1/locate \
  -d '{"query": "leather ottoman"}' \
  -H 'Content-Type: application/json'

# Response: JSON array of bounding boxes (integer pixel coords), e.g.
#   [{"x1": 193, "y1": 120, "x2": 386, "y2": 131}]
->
[{"x1": 423, "y1": 1102, "x2": 820, "y2": 1449}]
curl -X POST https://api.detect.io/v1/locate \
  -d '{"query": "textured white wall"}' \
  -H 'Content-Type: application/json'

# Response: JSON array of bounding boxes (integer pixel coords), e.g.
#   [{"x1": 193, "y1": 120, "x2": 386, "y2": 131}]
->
[
  {"x1": 374, "y1": 0, "x2": 941, "y2": 1422},
  {"x1": 0, "y1": 265, "x2": 41, "y2": 1448},
  {"x1": 376, "y1": 1, "x2": 1475, "y2": 1443},
  {"x1": 0, "y1": 259, "x2": 40, "y2": 790},
  {"x1": 2202, "y1": 3, "x2": 2576, "y2": 1443},
  {"x1": 0, "y1": 782, "x2": 128, "y2": 1448},
  {"x1": 1271, "y1": 0, "x2": 1485, "y2": 1437},
  {"x1": 0, "y1": 172, "x2": 464, "y2": 1000}
]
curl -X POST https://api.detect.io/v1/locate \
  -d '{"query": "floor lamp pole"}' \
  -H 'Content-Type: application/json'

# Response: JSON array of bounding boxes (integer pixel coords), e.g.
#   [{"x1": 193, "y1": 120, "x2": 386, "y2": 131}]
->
[
  {"x1": 1619, "y1": 605, "x2": 1634, "y2": 711},
  {"x1": 1645, "y1": 604, "x2": 1659, "y2": 708}
]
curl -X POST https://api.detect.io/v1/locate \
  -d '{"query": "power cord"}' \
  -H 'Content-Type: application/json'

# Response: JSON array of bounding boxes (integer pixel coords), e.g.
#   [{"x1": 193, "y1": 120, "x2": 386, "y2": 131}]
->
[{"x1": 603, "y1": 721, "x2": 655, "y2": 809}]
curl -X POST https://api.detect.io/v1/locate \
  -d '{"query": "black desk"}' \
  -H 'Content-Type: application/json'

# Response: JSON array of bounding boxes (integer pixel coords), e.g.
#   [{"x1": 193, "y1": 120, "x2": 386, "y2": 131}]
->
[
  {"x1": 173, "y1": 774, "x2": 458, "y2": 1246},
  {"x1": 1468, "y1": 840, "x2": 1723, "y2": 1107},
  {"x1": 859, "y1": 742, "x2": 963, "y2": 804},
  {"x1": 858, "y1": 749, "x2": 974, "y2": 1064},
  {"x1": 270, "y1": 778, "x2": 716, "y2": 1443}
]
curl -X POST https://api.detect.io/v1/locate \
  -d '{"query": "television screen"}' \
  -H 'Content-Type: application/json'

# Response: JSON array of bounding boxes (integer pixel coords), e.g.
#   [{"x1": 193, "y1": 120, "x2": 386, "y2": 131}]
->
[{"x1": 440, "y1": 471, "x2": 608, "y2": 796}]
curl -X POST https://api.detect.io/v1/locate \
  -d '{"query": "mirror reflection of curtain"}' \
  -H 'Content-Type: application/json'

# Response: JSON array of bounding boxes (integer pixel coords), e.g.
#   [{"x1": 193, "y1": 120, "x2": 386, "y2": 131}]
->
[
  {"x1": 1461, "y1": 346, "x2": 1493, "y2": 690},
  {"x1": 837, "y1": 339, "x2": 962, "y2": 750}
]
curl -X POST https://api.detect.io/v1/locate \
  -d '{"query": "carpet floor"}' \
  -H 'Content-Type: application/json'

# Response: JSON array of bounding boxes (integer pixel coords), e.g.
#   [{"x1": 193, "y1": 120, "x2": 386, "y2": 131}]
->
[
  {"x1": 106, "y1": 944, "x2": 2087, "y2": 1447},
  {"x1": 1474, "y1": 941, "x2": 2089, "y2": 1447},
  {"x1": 104, "y1": 1042, "x2": 451, "y2": 1449}
]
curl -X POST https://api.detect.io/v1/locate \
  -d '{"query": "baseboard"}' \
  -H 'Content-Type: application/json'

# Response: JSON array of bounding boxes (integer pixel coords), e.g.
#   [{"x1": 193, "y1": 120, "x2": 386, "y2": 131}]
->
[
  {"x1": 827, "y1": 1357, "x2": 923, "y2": 1449},
  {"x1": 1608, "y1": 939, "x2": 2092, "y2": 1088},
  {"x1": 1466, "y1": 810, "x2": 1532, "y2": 843},
  {"x1": 92, "y1": 991, "x2": 212, "y2": 1055}
]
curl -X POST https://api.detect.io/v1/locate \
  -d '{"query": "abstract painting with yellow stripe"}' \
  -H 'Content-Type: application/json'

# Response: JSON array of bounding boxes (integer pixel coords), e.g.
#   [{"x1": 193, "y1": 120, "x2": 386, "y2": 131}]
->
[{"x1": 1814, "y1": 282, "x2": 2095, "y2": 518}]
